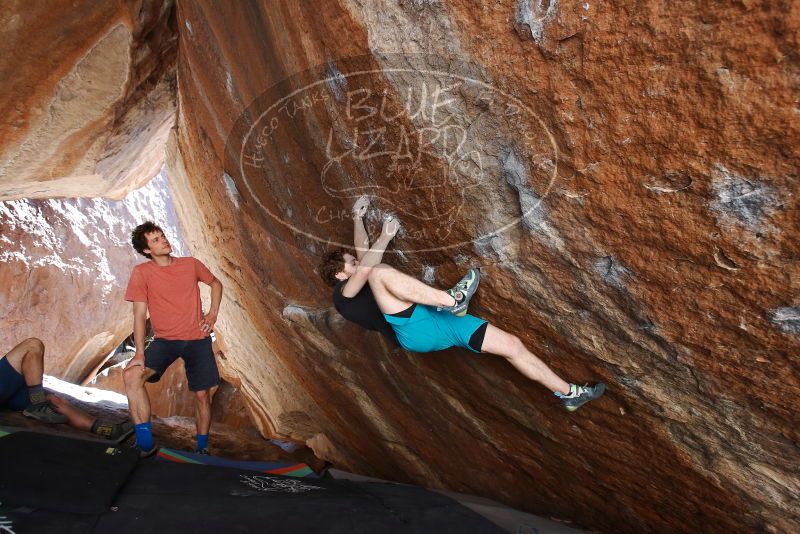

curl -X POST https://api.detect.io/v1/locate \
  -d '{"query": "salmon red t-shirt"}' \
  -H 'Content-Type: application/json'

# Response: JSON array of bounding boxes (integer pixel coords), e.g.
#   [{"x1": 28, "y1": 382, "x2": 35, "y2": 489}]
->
[{"x1": 124, "y1": 257, "x2": 215, "y2": 340}]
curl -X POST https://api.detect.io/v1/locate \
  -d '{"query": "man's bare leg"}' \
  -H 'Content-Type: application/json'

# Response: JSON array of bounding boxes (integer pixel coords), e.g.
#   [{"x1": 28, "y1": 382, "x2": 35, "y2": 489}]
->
[
  {"x1": 480, "y1": 324, "x2": 571, "y2": 395},
  {"x1": 3, "y1": 338, "x2": 71, "y2": 423},
  {"x1": 368, "y1": 264, "x2": 456, "y2": 314},
  {"x1": 49, "y1": 395, "x2": 94, "y2": 431},
  {"x1": 123, "y1": 365, "x2": 156, "y2": 425},
  {"x1": 49, "y1": 396, "x2": 133, "y2": 439},
  {"x1": 194, "y1": 388, "x2": 214, "y2": 436},
  {"x1": 5, "y1": 337, "x2": 45, "y2": 385}
]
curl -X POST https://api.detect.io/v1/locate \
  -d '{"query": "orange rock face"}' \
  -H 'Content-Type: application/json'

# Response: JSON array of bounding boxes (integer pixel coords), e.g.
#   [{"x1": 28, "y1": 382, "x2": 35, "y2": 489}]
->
[
  {"x1": 1, "y1": 0, "x2": 799, "y2": 532},
  {"x1": 0, "y1": 0, "x2": 176, "y2": 200},
  {"x1": 0, "y1": 0, "x2": 179, "y2": 378},
  {"x1": 167, "y1": 1, "x2": 799, "y2": 532}
]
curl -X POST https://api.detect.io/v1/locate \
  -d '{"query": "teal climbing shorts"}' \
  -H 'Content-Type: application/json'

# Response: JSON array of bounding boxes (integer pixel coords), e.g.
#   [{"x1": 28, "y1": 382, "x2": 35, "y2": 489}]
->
[{"x1": 383, "y1": 304, "x2": 488, "y2": 353}]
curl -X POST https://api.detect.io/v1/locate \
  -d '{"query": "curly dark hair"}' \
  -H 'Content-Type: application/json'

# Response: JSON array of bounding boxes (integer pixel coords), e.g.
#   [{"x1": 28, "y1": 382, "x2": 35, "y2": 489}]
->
[
  {"x1": 318, "y1": 248, "x2": 349, "y2": 286},
  {"x1": 131, "y1": 221, "x2": 164, "y2": 259}
]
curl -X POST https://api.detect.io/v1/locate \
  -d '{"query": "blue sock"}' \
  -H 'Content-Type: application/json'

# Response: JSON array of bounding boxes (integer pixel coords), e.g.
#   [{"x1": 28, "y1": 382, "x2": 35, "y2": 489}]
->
[
  {"x1": 134, "y1": 422, "x2": 154, "y2": 450},
  {"x1": 196, "y1": 434, "x2": 209, "y2": 451}
]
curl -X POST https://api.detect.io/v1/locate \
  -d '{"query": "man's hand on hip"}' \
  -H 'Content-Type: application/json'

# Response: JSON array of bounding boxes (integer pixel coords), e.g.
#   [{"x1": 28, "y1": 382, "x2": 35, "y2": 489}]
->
[{"x1": 200, "y1": 311, "x2": 218, "y2": 334}]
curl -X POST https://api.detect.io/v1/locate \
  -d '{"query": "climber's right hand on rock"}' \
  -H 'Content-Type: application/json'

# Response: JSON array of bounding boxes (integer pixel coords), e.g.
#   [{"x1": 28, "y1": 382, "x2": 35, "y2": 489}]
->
[{"x1": 381, "y1": 215, "x2": 399, "y2": 239}]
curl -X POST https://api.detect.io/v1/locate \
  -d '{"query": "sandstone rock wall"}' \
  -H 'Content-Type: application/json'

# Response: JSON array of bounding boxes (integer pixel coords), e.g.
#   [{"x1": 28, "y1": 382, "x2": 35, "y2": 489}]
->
[
  {"x1": 0, "y1": 1, "x2": 797, "y2": 532},
  {"x1": 0, "y1": 0, "x2": 182, "y2": 382},
  {"x1": 167, "y1": 1, "x2": 799, "y2": 532},
  {"x1": 0, "y1": 0, "x2": 177, "y2": 200}
]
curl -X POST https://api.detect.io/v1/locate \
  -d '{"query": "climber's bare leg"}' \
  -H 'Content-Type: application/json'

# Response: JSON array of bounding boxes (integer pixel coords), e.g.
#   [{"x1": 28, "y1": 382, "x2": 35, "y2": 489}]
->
[
  {"x1": 479, "y1": 324, "x2": 570, "y2": 395},
  {"x1": 367, "y1": 264, "x2": 455, "y2": 315}
]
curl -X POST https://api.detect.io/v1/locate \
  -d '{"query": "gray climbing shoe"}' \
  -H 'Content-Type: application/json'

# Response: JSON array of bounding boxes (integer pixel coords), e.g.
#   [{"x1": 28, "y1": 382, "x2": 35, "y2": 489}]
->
[
  {"x1": 441, "y1": 268, "x2": 481, "y2": 317},
  {"x1": 558, "y1": 383, "x2": 606, "y2": 412},
  {"x1": 22, "y1": 402, "x2": 68, "y2": 424}
]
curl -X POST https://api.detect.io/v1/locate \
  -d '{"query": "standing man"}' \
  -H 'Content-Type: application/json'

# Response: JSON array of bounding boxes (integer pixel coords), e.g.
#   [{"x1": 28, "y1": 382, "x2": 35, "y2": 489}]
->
[{"x1": 123, "y1": 222, "x2": 223, "y2": 456}]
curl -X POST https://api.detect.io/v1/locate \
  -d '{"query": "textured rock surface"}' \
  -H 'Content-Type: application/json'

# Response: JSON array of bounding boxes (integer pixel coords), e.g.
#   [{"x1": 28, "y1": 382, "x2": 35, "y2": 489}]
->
[
  {"x1": 0, "y1": 1, "x2": 798, "y2": 532},
  {"x1": 0, "y1": 0, "x2": 177, "y2": 200},
  {"x1": 0, "y1": 172, "x2": 188, "y2": 382},
  {"x1": 167, "y1": 1, "x2": 799, "y2": 533}
]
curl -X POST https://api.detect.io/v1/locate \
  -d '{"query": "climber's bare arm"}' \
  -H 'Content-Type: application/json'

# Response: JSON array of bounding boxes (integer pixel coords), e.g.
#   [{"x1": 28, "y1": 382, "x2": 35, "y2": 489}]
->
[
  {"x1": 352, "y1": 195, "x2": 370, "y2": 261},
  {"x1": 342, "y1": 217, "x2": 399, "y2": 298}
]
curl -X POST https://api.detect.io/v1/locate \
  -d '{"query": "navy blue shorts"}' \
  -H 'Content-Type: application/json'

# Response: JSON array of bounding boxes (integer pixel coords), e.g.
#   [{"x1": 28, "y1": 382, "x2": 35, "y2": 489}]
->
[
  {"x1": 0, "y1": 356, "x2": 30, "y2": 410},
  {"x1": 145, "y1": 337, "x2": 219, "y2": 392}
]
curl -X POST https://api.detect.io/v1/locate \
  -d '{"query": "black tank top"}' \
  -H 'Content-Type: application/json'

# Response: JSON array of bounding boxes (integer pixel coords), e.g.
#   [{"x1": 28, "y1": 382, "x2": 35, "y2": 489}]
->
[{"x1": 332, "y1": 281, "x2": 399, "y2": 346}]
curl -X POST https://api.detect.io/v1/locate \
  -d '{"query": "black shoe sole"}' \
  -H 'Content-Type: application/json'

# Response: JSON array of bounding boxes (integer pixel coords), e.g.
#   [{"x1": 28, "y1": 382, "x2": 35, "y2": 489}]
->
[
  {"x1": 139, "y1": 445, "x2": 159, "y2": 459},
  {"x1": 111, "y1": 424, "x2": 135, "y2": 445}
]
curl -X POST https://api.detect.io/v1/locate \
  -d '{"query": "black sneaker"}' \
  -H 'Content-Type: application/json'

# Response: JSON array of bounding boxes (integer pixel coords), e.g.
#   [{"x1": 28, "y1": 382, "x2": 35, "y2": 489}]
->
[
  {"x1": 111, "y1": 421, "x2": 135, "y2": 442},
  {"x1": 132, "y1": 441, "x2": 159, "y2": 458},
  {"x1": 196, "y1": 448, "x2": 211, "y2": 456},
  {"x1": 559, "y1": 383, "x2": 606, "y2": 412},
  {"x1": 441, "y1": 268, "x2": 481, "y2": 317},
  {"x1": 22, "y1": 402, "x2": 68, "y2": 424}
]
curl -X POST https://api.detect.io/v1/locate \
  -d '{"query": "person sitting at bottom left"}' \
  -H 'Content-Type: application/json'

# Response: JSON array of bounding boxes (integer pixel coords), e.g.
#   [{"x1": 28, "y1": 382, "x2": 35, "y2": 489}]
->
[{"x1": 0, "y1": 337, "x2": 133, "y2": 440}]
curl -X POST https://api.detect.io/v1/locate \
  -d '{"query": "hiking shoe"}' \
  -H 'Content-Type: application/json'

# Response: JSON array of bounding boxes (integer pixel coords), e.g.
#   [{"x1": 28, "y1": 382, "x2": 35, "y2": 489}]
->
[
  {"x1": 196, "y1": 448, "x2": 211, "y2": 455},
  {"x1": 22, "y1": 402, "x2": 68, "y2": 424},
  {"x1": 558, "y1": 383, "x2": 606, "y2": 412},
  {"x1": 440, "y1": 268, "x2": 481, "y2": 317}
]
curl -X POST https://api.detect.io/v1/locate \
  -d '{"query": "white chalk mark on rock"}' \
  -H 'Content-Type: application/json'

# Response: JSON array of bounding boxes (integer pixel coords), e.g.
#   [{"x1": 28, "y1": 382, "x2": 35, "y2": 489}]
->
[
  {"x1": 514, "y1": 0, "x2": 558, "y2": 43},
  {"x1": 223, "y1": 172, "x2": 241, "y2": 208},
  {"x1": 712, "y1": 246, "x2": 739, "y2": 271},
  {"x1": 770, "y1": 307, "x2": 800, "y2": 335},
  {"x1": 644, "y1": 172, "x2": 693, "y2": 194}
]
